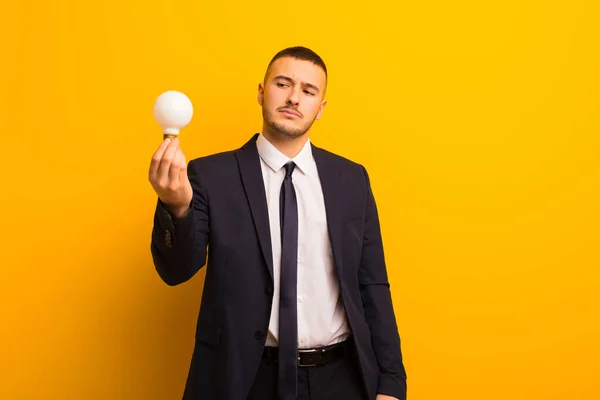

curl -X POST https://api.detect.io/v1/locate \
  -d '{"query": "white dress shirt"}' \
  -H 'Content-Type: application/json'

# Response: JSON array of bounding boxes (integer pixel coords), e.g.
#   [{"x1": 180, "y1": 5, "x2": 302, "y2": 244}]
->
[{"x1": 256, "y1": 133, "x2": 350, "y2": 349}]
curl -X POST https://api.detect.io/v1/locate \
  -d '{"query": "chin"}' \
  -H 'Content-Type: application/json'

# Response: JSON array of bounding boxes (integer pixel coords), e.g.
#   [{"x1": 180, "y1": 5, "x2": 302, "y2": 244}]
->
[{"x1": 271, "y1": 121, "x2": 306, "y2": 139}]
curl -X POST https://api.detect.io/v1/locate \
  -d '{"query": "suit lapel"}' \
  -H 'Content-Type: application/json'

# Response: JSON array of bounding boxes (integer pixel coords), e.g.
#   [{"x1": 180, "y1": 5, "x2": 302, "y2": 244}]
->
[
  {"x1": 312, "y1": 144, "x2": 344, "y2": 279},
  {"x1": 236, "y1": 134, "x2": 274, "y2": 280},
  {"x1": 234, "y1": 136, "x2": 345, "y2": 282}
]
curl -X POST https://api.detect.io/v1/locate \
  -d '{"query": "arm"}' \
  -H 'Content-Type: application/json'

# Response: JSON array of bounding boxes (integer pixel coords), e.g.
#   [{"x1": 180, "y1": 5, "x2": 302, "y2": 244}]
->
[
  {"x1": 358, "y1": 166, "x2": 407, "y2": 400},
  {"x1": 150, "y1": 160, "x2": 209, "y2": 286}
]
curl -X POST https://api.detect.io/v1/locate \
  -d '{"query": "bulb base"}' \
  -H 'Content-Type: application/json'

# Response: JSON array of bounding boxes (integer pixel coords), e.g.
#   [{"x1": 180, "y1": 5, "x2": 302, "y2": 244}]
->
[{"x1": 163, "y1": 133, "x2": 178, "y2": 140}]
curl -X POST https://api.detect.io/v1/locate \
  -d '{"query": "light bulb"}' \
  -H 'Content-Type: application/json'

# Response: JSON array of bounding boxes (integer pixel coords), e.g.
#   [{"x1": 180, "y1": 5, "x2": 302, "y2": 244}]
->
[{"x1": 153, "y1": 90, "x2": 194, "y2": 139}]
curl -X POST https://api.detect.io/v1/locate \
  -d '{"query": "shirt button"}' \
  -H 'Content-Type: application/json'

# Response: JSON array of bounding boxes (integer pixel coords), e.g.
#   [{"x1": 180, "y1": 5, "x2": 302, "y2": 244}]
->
[
  {"x1": 300, "y1": 337, "x2": 306, "y2": 345},
  {"x1": 298, "y1": 296, "x2": 303, "y2": 303}
]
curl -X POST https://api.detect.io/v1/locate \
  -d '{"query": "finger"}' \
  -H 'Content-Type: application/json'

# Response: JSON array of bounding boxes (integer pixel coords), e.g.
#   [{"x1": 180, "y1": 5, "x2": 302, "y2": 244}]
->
[
  {"x1": 168, "y1": 147, "x2": 185, "y2": 185},
  {"x1": 149, "y1": 138, "x2": 172, "y2": 180},
  {"x1": 156, "y1": 138, "x2": 179, "y2": 181},
  {"x1": 179, "y1": 152, "x2": 188, "y2": 182}
]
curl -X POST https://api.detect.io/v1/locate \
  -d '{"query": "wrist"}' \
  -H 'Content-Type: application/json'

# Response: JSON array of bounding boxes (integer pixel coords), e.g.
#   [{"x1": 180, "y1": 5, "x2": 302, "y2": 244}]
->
[
  {"x1": 168, "y1": 205, "x2": 190, "y2": 220},
  {"x1": 160, "y1": 199, "x2": 190, "y2": 220}
]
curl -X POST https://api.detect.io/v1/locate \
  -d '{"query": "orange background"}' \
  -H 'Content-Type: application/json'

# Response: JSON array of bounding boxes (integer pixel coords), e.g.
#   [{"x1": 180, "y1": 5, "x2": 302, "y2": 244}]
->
[{"x1": 1, "y1": 0, "x2": 599, "y2": 399}]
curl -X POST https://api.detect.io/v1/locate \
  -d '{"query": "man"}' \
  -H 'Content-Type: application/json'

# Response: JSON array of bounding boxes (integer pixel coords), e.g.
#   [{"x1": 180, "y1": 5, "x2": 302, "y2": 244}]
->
[{"x1": 148, "y1": 46, "x2": 407, "y2": 400}]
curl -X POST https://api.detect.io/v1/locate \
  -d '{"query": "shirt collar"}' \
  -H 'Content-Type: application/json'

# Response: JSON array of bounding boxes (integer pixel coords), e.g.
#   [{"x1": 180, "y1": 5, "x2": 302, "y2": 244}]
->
[{"x1": 256, "y1": 133, "x2": 313, "y2": 175}]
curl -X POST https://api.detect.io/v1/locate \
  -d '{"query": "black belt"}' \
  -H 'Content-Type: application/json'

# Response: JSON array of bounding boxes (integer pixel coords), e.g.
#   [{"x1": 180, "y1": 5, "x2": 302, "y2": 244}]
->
[{"x1": 262, "y1": 338, "x2": 352, "y2": 367}]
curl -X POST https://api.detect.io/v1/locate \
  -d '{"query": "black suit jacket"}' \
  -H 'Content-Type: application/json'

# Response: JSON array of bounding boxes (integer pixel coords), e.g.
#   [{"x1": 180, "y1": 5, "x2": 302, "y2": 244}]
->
[{"x1": 150, "y1": 134, "x2": 407, "y2": 400}]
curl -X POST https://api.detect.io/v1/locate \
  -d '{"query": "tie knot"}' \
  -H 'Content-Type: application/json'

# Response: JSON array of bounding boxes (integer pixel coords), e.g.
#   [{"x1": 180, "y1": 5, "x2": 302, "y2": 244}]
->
[{"x1": 284, "y1": 162, "x2": 296, "y2": 178}]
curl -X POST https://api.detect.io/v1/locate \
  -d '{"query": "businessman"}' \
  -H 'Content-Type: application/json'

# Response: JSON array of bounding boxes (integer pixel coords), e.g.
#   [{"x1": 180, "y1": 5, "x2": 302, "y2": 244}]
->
[{"x1": 149, "y1": 46, "x2": 407, "y2": 400}]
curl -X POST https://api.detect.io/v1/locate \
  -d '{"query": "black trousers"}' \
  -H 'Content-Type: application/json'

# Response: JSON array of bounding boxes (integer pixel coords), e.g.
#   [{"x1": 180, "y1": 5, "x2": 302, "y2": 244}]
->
[{"x1": 246, "y1": 342, "x2": 369, "y2": 400}]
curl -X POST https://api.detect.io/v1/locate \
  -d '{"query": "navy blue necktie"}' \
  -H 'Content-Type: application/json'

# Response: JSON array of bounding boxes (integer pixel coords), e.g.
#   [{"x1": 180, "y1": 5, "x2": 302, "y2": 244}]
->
[{"x1": 278, "y1": 162, "x2": 298, "y2": 400}]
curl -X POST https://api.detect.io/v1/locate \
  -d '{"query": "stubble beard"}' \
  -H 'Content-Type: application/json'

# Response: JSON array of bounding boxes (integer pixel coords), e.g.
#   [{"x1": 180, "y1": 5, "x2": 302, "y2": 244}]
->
[{"x1": 263, "y1": 107, "x2": 314, "y2": 139}]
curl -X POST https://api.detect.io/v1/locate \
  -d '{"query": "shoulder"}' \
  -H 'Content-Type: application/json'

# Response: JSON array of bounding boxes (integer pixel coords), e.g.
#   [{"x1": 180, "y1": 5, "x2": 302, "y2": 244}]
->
[
  {"x1": 188, "y1": 149, "x2": 237, "y2": 169},
  {"x1": 186, "y1": 150, "x2": 240, "y2": 190},
  {"x1": 311, "y1": 144, "x2": 369, "y2": 180},
  {"x1": 188, "y1": 134, "x2": 258, "y2": 171}
]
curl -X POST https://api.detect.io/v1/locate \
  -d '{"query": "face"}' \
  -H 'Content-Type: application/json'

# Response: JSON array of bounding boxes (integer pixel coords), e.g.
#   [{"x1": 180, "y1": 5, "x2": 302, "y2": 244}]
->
[{"x1": 258, "y1": 57, "x2": 327, "y2": 139}]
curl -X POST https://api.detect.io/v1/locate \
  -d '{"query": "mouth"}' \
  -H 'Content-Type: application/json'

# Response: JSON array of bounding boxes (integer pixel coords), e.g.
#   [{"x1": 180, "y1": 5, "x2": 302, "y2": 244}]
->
[{"x1": 279, "y1": 109, "x2": 301, "y2": 118}]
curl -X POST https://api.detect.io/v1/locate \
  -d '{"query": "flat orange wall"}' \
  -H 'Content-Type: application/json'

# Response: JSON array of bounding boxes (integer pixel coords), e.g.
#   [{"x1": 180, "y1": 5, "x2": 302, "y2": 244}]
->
[{"x1": 1, "y1": 1, "x2": 599, "y2": 399}]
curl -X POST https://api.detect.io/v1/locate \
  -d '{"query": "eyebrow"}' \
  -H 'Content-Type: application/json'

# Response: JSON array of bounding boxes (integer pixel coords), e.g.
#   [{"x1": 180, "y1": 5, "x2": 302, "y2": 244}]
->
[{"x1": 273, "y1": 75, "x2": 321, "y2": 93}]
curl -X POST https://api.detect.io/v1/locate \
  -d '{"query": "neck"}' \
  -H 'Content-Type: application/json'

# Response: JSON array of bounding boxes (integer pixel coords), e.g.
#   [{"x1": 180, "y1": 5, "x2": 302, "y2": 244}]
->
[{"x1": 261, "y1": 125, "x2": 309, "y2": 158}]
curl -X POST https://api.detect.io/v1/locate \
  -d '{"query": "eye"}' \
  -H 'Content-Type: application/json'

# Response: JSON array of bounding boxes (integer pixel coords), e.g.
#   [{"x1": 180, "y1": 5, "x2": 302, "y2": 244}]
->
[
  {"x1": 276, "y1": 82, "x2": 288, "y2": 88},
  {"x1": 303, "y1": 89, "x2": 314, "y2": 96}
]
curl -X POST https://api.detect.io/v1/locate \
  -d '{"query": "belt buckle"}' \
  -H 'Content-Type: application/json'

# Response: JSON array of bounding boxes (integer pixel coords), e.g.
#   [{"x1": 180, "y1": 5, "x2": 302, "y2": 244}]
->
[{"x1": 297, "y1": 348, "x2": 322, "y2": 367}]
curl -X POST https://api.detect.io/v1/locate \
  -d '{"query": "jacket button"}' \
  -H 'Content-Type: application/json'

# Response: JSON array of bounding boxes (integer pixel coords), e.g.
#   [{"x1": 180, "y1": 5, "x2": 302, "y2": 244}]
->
[
  {"x1": 265, "y1": 287, "x2": 273, "y2": 295},
  {"x1": 255, "y1": 330, "x2": 265, "y2": 340},
  {"x1": 165, "y1": 229, "x2": 172, "y2": 248}
]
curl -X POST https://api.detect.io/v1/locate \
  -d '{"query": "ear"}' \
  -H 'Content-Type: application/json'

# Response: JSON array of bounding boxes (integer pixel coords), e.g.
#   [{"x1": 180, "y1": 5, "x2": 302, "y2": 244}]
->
[
  {"x1": 257, "y1": 82, "x2": 264, "y2": 106},
  {"x1": 315, "y1": 99, "x2": 327, "y2": 120}
]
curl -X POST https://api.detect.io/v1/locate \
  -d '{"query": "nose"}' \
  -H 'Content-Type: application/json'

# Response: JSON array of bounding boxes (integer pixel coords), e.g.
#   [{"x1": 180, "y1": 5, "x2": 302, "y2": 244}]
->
[{"x1": 286, "y1": 87, "x2": 300, "y2": 107}]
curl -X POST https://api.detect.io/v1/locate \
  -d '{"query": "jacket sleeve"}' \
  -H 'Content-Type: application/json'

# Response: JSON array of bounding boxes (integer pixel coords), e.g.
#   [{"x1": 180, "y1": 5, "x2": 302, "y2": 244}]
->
[
  {"x1": 150, "y1": 159, "x2": 210, "y2": 286},
  {"x1": 358, "y1": 165, "x2": 408, "y2": 400}
]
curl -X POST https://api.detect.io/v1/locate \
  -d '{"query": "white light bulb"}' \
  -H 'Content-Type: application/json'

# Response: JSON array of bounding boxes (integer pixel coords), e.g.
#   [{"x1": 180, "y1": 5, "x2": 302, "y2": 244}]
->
[{"x1": 153, "y1": 90, "x2": 194, "y2": 139}]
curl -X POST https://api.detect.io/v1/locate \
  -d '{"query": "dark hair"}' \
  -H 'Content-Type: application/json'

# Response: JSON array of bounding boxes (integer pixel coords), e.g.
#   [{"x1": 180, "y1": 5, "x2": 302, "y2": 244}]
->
[{"x1": 265, "y1": 46, "x2": 328, "y2": 80}]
